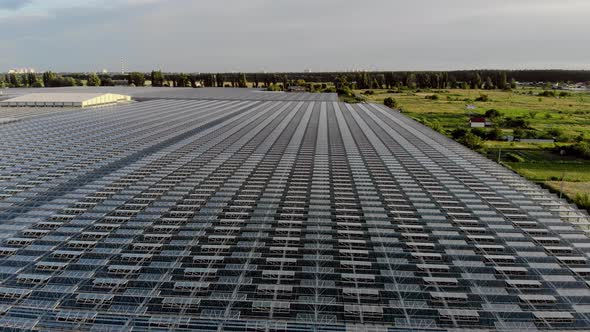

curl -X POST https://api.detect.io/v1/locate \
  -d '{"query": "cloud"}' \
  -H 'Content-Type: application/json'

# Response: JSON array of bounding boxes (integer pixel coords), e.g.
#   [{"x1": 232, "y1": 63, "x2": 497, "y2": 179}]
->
[{"x1": 0, "y1": 0, "x2": 32, "y2": 10}]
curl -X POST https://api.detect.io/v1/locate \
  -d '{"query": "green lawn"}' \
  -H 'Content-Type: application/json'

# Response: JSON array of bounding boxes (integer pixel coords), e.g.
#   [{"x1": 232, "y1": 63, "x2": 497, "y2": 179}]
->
[{"x1": 505, "y1": 162, "x2": 590, "y2": 182}]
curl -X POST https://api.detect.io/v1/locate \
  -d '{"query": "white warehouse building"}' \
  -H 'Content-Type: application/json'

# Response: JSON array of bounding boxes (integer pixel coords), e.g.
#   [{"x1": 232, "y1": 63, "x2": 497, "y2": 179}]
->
[{"x1": 0, "y1": 93, "x2": 131, "y2": 107}]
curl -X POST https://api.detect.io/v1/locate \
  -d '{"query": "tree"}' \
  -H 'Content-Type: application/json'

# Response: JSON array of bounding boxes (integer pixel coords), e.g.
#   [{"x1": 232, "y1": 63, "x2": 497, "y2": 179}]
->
[
  {"x1": 499, "y1": 71, "x2": 507, "y2": 89},
  {"x1": 26, "y1": 73, "x2": 38, "y2": 87},
  {"x1": 510, "y1": 78, "x2": 517, "y2": 89},
  {"x1": 150, "y1": 70, "x2": 165, "y2": 87},
  {"x1": 128, "y1": 72, "x2": 146, "y2": 86},
  {"x1": 177, "y1": 73, "x2": 189, "y2": 87},
  {"x1": 8, "y1": 73, "x2": 21, "y2": 87},
  {"x1": 484, "y1": 76, "x2": 494, "y2": 90},
  {"x1": 87, "y1": 73, "x2": 101, "y2": 86},
  {"x1": 472, "y1": 73, "x2": 482, "y2": 89},
  {"x1": 43, "y1": 71, "x2": 57, "y2": 87},
  {"x1": 100, "y1": 75, "x2": 114, "y2": 86},
  {"x1": 203, "y1": 74, "x2": 215, "y2": 87},
  {"x1": 216, "y1": 73, "x2": 225, "y2": 87}
]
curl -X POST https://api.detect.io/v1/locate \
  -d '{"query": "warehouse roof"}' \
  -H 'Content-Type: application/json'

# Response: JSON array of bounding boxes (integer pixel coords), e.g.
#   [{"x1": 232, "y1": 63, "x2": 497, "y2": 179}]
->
[{"x1": 0, "y1": 93, "x2": 131, "y2": 107}]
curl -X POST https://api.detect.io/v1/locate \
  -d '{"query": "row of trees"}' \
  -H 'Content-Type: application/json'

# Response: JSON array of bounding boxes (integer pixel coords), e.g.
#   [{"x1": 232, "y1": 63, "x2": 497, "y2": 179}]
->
[
  {"x1": 0, "y1": 72, "x2": 114, "y2": 88},
  {"x1": 2, "y1": 70, "x2": 588, "y2": 90}
]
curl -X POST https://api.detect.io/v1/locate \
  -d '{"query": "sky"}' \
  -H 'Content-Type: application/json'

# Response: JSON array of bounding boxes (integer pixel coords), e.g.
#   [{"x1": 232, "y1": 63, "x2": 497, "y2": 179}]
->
[{"x1": 0, "y1": 0, "x2": 589, "y2": 72}]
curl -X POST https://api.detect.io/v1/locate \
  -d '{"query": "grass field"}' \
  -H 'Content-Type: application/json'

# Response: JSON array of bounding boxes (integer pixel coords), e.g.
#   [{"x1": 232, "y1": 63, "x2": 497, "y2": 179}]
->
[{"x1": 356, "y1": 87, "x2": 590, "y2": 211}]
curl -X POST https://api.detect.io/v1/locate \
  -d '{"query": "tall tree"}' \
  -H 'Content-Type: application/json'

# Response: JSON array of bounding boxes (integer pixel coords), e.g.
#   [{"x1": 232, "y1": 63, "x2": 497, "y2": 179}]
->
[
  {"x1": 150, "y1": 70, "x2": 165, "y2": 87},
  {"x1": 499, "y1": 71, "x2": 508, "y2": 89},
  {"x1": 216, "y1": 73, "x2": 225, "y2": 87},
  {"x1": 177, "y1": 73, "x2": 189, "y2": 87},
  {"x1": 238, "y1": 73, "x2": 248, "y2": 88},
  {"x1": 42, "y1": 71, "x2": 57, "y2": 87},
  {"x1": 472, "y1": 73, "x2": 483, "y2": 89},
  {"x1": 128, "y1": 72, "x2": 146, "y2": 86},
  {"x1": 87, "y1": 73, "x2": 101, "y2": 86},
  {"x1": 8, "y1": 73, "x2": 20, "y2": 87},
  {"x1": 484, "y1": 76, "x2": 494, "y2": 90}
]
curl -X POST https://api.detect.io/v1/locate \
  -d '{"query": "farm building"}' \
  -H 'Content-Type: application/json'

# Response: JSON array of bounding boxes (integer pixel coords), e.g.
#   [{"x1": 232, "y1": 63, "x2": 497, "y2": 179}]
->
[
  {"x1": 470, "y1": 117, "x2": 492, "y2": 128},
  {"x1": 0, "y1": 93, "x2": 131, "y2": 107}
]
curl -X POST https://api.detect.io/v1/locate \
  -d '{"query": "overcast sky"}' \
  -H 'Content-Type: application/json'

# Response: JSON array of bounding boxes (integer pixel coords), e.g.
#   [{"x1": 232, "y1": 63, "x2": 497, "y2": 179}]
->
[{"x1": 1, "y1": 0, "x2": 588, "y2": 72}]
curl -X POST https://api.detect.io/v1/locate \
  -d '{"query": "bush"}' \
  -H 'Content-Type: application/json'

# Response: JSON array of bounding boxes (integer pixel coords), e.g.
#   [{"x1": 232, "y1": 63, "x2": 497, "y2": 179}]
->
[
  {"x1": 460, "y1": 132, "x2": 483, "y2": 149},
  {"x1": 485, "y1": 109, "x2": 501, "y2": 118},
  {"x1": 363, "y1": 90, "x2": 374, "y2": 95},
  {"x1": 538, "y1": 90, "x2": 556, "y2": 97},
  {"x1": 428, "y1": 121, "x2": 443, "y2": 133},
  {"x1": 503, "y1": 117, "x2": 530, "y2": 129},
  {"x1": 559, "y1": 91, "x2": 572, "y2": 97},
  {"x1": 451, "y1": 128, "x2": 468, "y2": 140},
  {"x1": 574, "y1": 193, "x2": 590, "y2": 210},
  {"x1": 425, "y1": 94, "x2": 440, "y2": 100},
  {"x1": 383, "y1": 97, "x2": 398, "y2": 109},
  {"x1": 470, "y1": 127, "x2": 488, "y2": 139},
  {"x1": 336, "y1": 87, "x2": 353, "y2": 97},
  {"x1": 475, "y1": 94, "x2": 489, "y2": 102},
  {"x1": 487, "y1": 127, "x2": 503, "y2": 140},
  {"x1": 567, "y1": 141, "x2": 590, "y2": 159}
]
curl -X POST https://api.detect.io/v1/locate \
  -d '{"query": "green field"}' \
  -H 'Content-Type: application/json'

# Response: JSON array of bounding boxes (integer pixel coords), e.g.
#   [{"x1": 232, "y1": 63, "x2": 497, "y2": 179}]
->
[{"x1": 356, "y1": 88, "x2": 590, "y2": 211}]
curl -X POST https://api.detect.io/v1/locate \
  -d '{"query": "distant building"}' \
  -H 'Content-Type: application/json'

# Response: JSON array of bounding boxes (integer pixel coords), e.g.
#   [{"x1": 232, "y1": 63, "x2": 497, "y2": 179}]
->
[
  {"x1": 8, "y1": 68, "x2": 36, "y2": 74},
  {"x1": 287, "y1": 85, "x2": 306, "y2": 93},
  {"x1": 515, "y1": 138, "x2": 555, "y2": 144},
  {"x1": 0, "y1": 93, "x2": 131, "y2": 108},
  {"x1": 470, "y1": 117, "x2": 492, "y2": 128}
]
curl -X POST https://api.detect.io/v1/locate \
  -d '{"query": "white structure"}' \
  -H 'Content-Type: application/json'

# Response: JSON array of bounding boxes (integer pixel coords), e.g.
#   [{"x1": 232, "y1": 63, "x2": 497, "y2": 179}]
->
[
  {"x1": 0, "y1": 93, "x2": 131, "y2": 108},
  {"x1": 8, "y1": 68, "x2": 36, "y2": 74}
]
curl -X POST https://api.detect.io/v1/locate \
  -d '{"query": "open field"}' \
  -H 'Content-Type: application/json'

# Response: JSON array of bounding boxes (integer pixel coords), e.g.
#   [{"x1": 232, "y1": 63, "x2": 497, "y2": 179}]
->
[
  {"x1": 358, "y1": 88, "x2": 590, "y2": 137},
  {"x1": 356, "y1": 88, "x2": 590, "y2": 210},
  {"x1": 505, "y1": 162, "x2": 590, "y2": 182}
]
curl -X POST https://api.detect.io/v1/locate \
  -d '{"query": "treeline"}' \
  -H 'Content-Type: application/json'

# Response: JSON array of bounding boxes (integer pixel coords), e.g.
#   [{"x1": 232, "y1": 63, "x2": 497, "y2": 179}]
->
[{"x1": 1, "y1": 69, "x2": 588, "y2": 89}]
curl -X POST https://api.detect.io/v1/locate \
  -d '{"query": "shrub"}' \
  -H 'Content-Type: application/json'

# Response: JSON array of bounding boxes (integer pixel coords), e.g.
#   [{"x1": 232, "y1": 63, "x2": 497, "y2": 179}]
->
[
  {"x1": 471, "y1": 127, "x2": 488, "y2": 139},
  {"x1": 574, "y1": 193, "x2": 590, "y2": 210},
  {"x1": 488, "y1": 127, "x2": 503, "y2": 140},
  {"x1": 568, "y1": 141, "x2": 590, "y2": 159},
  {"x1": 383, "y1": 97, "x2": 398, "y2": 109},
  {"x1": 429, "y1": 121, "x2": 443, "y2": 133},
  {"x1": 503, "y1": 117, "x2": 530, "y2": 129},
  {"x1": 425, "y1": 94, "x2": 440, "y2": 100},
  {"x1": 451, "y1": 128, "x2": 468, "y2": 140},
  {"x1": 460, "y1": 132, "x2": 483, "y2": 149},
  {"x1": 475, "y1": 94, "x2": 489, "y2": 102},
  {"x1": 485, "y1": 109, "x2": 501, "y2": 118},
  {"x1": 538, "y1": 90, "x2": 556, "y2": 97}
]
